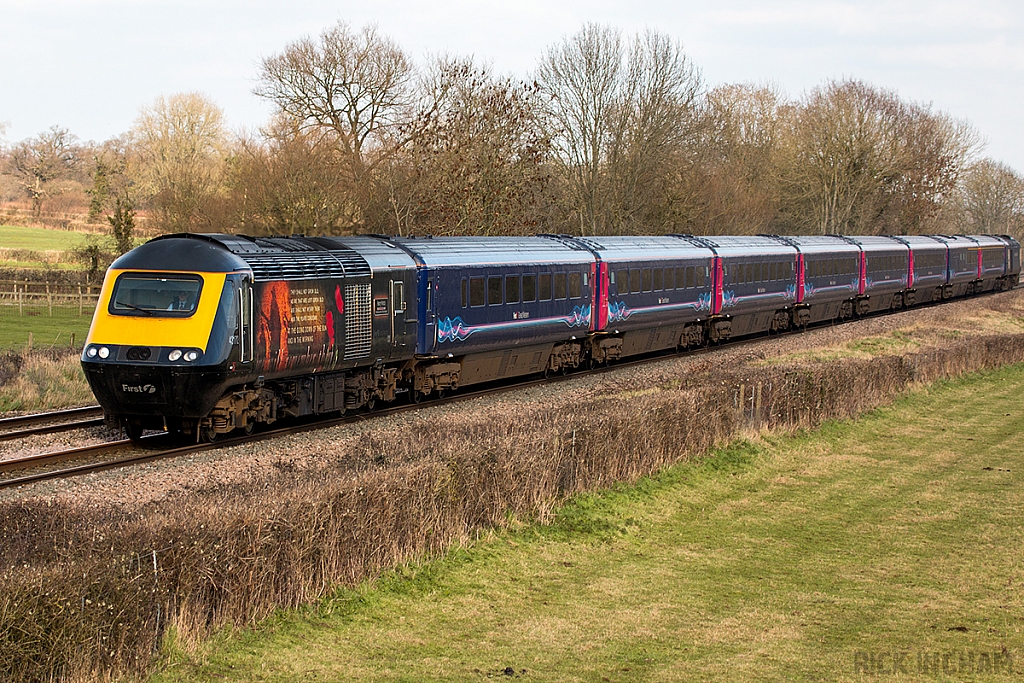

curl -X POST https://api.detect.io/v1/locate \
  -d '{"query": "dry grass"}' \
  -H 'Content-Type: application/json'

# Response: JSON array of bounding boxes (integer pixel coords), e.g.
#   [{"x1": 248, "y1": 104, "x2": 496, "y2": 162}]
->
[
  {"x1": 2, "y1": 324, "x2": 1024, "y2": 680},
  {"x1": 0, "y1": 349, "x2": 93, "y2": 414}
]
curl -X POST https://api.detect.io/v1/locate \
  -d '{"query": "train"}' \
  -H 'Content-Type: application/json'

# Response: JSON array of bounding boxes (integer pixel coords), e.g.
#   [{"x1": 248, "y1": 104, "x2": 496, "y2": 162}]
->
[{"x1": 80, "y1": 232, "x2": 1021, "y2": 442}]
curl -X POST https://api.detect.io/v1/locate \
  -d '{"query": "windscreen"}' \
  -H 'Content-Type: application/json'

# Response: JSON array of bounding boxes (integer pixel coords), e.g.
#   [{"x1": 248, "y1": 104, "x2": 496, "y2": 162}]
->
[{"x1": 109, "y1": 273, "x2": 203, "y2": 316}]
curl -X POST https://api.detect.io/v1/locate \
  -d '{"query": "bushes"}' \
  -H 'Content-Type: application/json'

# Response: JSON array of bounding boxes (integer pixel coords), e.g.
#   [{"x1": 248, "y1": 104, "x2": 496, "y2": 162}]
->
[
  {"x1": 0, "y1": 349, "x2": 93, "y2": 414},
  {"x1": 1, "y1": 333, "x2": 1024, "y2": 681}
]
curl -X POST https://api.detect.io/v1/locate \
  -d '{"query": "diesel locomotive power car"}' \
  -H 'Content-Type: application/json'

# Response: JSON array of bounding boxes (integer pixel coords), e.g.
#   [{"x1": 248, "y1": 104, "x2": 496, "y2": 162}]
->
[{"x1": 81, "y1": 232, "x2": 1020, "y2": 441}]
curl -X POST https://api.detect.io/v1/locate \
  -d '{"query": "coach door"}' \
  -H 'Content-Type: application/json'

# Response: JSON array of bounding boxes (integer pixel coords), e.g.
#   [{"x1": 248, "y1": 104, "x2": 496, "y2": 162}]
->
[
  {"x1": 390, "y1": 279, "x2": 405, "y2": 348},
  {"x1": 238, "y1": 278, "x2": 253, "y2": 364}
]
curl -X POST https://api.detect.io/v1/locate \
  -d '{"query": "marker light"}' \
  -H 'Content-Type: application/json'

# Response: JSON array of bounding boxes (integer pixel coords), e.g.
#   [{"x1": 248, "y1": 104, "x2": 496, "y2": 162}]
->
[
  {"x1": 168, "y1": 349, "x2": 182, "y2": 361},
  {"x1": 98, "y1": 347, "x2": 110, "y2": 359},
  {"x1": 184, "y1": 351, "x2": 199, "y2": 362},
  {"x1": 86, "y1": 347, "x2": 97, "y2": 358}
]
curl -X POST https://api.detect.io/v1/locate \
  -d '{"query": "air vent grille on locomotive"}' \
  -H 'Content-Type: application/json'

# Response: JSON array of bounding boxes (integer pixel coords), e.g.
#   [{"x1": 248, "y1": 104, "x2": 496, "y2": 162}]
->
[
  {"x1": 242, "y1": 251, "x2": 371, "y2": 281},
  {"x1": 343, "y1": 284, "x2": 372, "y2": 360}
]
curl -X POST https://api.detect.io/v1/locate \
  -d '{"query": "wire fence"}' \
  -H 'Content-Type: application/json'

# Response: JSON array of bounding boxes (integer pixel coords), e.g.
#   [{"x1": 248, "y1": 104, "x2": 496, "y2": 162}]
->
[{"x1": 0, "y1": 280, "x2": 101, "y2": 318}]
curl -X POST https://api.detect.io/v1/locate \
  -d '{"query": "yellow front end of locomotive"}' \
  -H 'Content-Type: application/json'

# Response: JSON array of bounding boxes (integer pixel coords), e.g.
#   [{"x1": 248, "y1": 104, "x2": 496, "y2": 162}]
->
[{"x1": 85, "y1": 269, "x2": 227, "y2": 353}]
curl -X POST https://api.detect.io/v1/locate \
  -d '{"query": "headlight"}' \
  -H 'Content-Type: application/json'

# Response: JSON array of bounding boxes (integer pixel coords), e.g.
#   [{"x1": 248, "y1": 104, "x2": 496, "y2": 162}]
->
[
  {"x1": 98, "y1": 347, "x2": 110, "y2": 359},
  {"x1": 184, "y1": 351, "x2": 199, "y2": 362},
  {"x1": 86, "y1": 347, "x2": 97, "y2": 358},
  {"x1": 168, "y1": 349, "x2": 182, "y2": 361}
]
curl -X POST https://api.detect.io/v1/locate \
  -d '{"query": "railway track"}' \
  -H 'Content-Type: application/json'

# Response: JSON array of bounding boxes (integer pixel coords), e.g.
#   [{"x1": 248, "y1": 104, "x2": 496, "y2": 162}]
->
[
  {"x1": 0, "y1": 377, "x2": 552, "y2": 490},
  {"x1": 0, "y1": 289, "x2": 1009, "y2": 492},
  {"x1": 0, "y1": 405, "x2": 105, "y2": 442},
  {"x1": 0, "y1": 337, "x2": 724, "y2": 491}
]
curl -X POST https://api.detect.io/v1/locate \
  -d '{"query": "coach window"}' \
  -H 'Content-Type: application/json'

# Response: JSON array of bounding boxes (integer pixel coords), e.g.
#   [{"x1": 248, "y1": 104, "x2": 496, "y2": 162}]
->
[
  {"x1": 665, "y1": 267, "x2": 675, "y2": 290},
  {"x1": 676, "y1": 267, "x2": 686, "y2": 289},
  {"x1": 539, "y1": 273, "x2": 552, "y2": 301},
  {"x1": 506, "y1": 275, "x2": 520, "y2": 304},
  {"x1": 641, "y1": 268, "x2": 652, "y2": 292},
  {"x1": 461, "y1": 278, "x2": 468, "y2": 307},
  {"x1": 470, "y1": 277, "x2": 486, "y2": 307},
  {"x1": 653, "y1": 268, "x2": 663, "y2": 291},
  {"x1": 488, "y1": 276, "x2": 503, "y2": 305},
  {"x1": 554, "y1": 273, "x2": 567, "y2": 299},
  {"x1": 629, "y1": 269, "x2": 641, "y2": 294},
  {"x1": 616, "y1": 271, "x2": 629, "y2": 295},
  {"x1": 569, "y1": 272, "x2": 583, "y2": 299},
  {"x1": 683, "y1": 265, "x2": 693, "y2": 289},
  {"x1": 522, "y1": 274, "x2": 537, "y2": 302}
]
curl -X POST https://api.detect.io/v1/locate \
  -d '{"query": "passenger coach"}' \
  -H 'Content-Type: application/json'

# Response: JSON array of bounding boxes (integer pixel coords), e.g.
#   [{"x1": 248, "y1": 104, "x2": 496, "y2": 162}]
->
[{"x1": 81, "y1": 231, "x2": 1020, "y2": 442}]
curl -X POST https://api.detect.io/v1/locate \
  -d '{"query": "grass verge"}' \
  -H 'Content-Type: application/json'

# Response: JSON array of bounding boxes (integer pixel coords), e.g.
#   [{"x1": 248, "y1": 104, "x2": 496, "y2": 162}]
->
[
  {"x1": 153, "y1": 364, "x2": 1024, "y2": 682},
  {"x1": 0, "y1": 348, "x2": 93, "y2": 413},
  {"x1": 0, "y1": 314, "x2": 92, "y2": 351},
  {"x1": 0, "y1": 224, "x2": 90, "y2": 252}
]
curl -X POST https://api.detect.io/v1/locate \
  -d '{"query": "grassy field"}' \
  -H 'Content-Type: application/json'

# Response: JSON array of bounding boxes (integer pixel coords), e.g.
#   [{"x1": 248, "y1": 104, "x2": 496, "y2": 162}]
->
[
  {"x1": 0, "y1": 313, "x2": 91, "y2": 350},
  {"x1": 0, "y1": 223, "x2": 99, "y2": 348},
  {"x1": 152, "y1": 364, "x2": 1024, "y2": 682},
  {"x1": 0, "y1": 223, "x2": 91, "y2": 251}
]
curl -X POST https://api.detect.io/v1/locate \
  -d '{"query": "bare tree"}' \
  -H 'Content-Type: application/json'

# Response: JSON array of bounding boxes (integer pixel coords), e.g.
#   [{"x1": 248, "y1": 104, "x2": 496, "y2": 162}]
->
[
  {"x1": 605, "y1": 29, "x2": 704, "y2": 232},
  {"x1": 537, "y1": 23, "x2": 624, "y2": 234},
  {"x1": 952, "y1": 159, "x2": 1024, "y2": 235},
  {"x1": 537, "y1": 24, "x2": 704, "y2": 234},
  {"x1": 131, "y1": 92, "x2": 228, "y2": 232},
  {"x1": 4, "y1": 126, "x2": 82, "y2": 215},
  {"x1": 228, "y1": 116, "x2": 355, "y2": 235},
  {"x1": 778, "y1": 80, "x2": 911, "y2": 234},
  {"x1": 256, "y1": 21, "x2": 417, "y2": 228},
  {"x1": 689, "y1": 83, "x2": 786, "y2": 234},
  {"x1": 889, "y1": 107, "x2": 978, "y2": 234},
  {"x1": 381, "y1": 57, "x2": 554, "y2": 235}
]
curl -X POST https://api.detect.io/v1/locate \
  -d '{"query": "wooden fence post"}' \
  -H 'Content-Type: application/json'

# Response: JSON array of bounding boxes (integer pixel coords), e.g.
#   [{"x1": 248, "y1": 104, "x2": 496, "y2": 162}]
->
[{"x1": 46, "y1": 282, "x2": 52, "y2": 316}]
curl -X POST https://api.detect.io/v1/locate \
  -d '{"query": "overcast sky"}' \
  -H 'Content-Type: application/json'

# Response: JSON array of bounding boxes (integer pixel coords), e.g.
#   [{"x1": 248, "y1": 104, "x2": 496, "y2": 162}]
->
[{"x1": 2, "y1": 0, "x2": 1021, "y2": 171}]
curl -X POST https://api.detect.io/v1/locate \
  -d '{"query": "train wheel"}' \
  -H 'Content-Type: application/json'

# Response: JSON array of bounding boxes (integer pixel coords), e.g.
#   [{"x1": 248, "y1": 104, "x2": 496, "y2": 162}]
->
[
  {"x1": 123, "y1": 418, "x2": 144, "y2": 445},
  {"x1": 243, "y1": 421, "x2": 255, "y2": 436},
  {"x1": 410, "y1": 390, "x2": 423, "y2": 405},
  {"x1": 200, "y1": 426, "x2": 218, "y2": 443}
]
